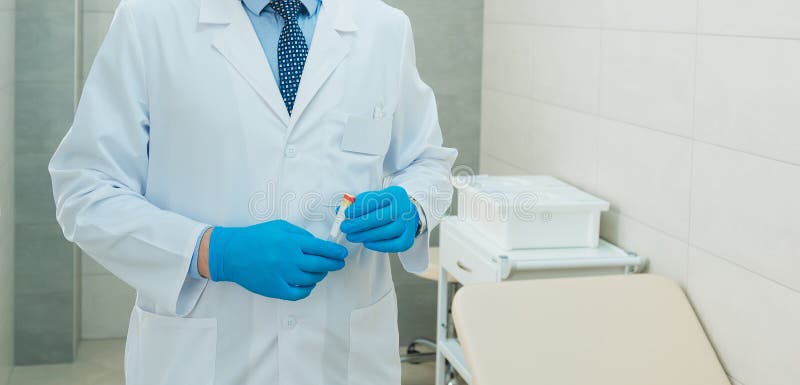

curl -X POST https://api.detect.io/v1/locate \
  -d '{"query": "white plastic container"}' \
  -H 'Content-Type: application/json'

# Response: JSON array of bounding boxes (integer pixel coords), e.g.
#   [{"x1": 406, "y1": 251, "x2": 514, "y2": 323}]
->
[{"x1": 455, "y1": 175, "x2": 609, "y2": 250}]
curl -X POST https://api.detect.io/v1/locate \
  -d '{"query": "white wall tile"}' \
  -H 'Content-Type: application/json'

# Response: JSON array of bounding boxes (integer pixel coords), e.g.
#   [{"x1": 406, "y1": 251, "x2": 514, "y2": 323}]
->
[
  {"x1": 532, "y1": 26, "x2": 601, "y2": 113},
  {"x1": 481, "y1": 89, "x2": 535, "y2": 168},
  {"x1": 596, "y1": 120, "x2": 692, "y2": 240},
  {"x1": 482, "y1": 23, "x2": 534, "y2": 96},
  {"x1": 688, "y1": 247, "x2": 800, "y2": 385},
  {"x1": 527, "y1": 102, "x2": 599, "y2": 191},
  {"x1": 603, "y1": 0, "x2": 697, "y2": 32},
  {"x1": 601, "y1": 211, "x2": 689, "y2": 287},
  {"x1": 691, "y1": 143, "x2": 800, "y2": 291},
  {"x1": 695, "y1": 36, "x2": 800, "y2": 165},
  {"x1": 82, "y1": 12, "x2": 115, "y2": 80},
  {"x1": 698, "y1": 0, "x2": 800, "y2": 39},
  {"x1": 82, "y1": 274, "x2": 136, "y2": 339},
  {"x1": 531, "y1": 0, "x2": 604, "y2": 28},
  {"x1": 0, "y1": 11, "x2": 14, "y2": 89},
  {"x1": 483, "y1": 2, "x2": 800, "y2": 384},
  {"x1": 479, "y1": 152, "x2": 528, "y2": 175},
  {"x1": 600, "y1": 31, "x2": 696, "y2": 137},
  {"x1": 483, "y1": 0, "x2": 535, "y2": 24}
]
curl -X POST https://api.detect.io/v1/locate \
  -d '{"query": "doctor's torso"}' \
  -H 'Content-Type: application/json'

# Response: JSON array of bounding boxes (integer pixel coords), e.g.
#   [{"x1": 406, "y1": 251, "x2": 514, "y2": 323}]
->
[
  {"x1": 141, "y1": 0, "x2": 404, "y2": 231},
  {"x1": 116, "y1": 0, "x2": 410, "y2": 384}
]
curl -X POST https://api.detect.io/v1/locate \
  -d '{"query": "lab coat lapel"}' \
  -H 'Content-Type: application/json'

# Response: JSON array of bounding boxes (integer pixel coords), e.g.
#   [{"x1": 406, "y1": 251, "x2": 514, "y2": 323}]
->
[
  {"x1": 202, "y1": 0, "x2": 290, "y2": 126},
  {"x1": 290, "y1": 0, "x2": 357, "y2": 122}
]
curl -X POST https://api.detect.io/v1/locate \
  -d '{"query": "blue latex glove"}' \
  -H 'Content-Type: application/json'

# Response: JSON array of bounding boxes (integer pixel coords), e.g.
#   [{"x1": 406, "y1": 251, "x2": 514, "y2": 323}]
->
[
  {"x1": 340, "y1": 186, "x2": 419, "y2": 253},
  {"x1": 209, "y1": 220, "x2": 348, "y2": 301}
]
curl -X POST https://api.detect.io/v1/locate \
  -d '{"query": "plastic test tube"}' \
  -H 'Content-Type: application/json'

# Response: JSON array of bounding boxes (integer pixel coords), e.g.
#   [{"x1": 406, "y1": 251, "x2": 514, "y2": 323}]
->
[{"x1": 329, "y1": 193, "x2": 356, "y2": 244}]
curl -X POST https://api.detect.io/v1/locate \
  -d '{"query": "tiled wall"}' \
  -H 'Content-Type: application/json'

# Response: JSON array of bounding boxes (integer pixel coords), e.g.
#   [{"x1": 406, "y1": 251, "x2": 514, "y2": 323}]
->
[
  {"x1": 0, "y1": 0, "x2": 15, "y2": 381},
  {"x1": 77, "y1": 0, "x2": 484, "y2": 344},
  {"x1": 14, "y1": 0, "x2": 78, "y2": 364},
  {"x1": 480, "y1": 1, "x2": 800, "y2": 384},
  {"x1": 77, "y1": 0, "x2": 136, "y2": 340}
]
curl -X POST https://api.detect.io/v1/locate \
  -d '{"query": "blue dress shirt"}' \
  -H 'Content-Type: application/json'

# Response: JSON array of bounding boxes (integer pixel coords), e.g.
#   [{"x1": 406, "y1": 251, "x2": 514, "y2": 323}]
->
[
  {"x1": 244, "y1": 0, "x2": 321, "y2": 85},
  {"x1": 188, "y1": 0, "x2": 321, "y2": 280}
]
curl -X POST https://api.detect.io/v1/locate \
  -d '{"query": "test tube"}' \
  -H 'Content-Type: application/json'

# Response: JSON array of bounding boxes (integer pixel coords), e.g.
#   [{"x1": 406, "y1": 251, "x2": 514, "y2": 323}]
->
[{"x1": 329, "y1": 193, "x2": 356, "y2": 244}]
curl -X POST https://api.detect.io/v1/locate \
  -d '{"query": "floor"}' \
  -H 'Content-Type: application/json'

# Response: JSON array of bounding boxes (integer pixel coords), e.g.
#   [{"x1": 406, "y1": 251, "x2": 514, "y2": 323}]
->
[{"x1": 7, "y1": 340, "x2": 436, "y2": 385}]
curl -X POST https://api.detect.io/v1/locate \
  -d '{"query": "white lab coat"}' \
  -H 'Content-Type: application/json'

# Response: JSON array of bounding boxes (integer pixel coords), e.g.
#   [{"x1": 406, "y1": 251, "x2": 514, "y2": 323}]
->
[{"x1": 48, "y1": 0, "x2": 456, "y2": 383}]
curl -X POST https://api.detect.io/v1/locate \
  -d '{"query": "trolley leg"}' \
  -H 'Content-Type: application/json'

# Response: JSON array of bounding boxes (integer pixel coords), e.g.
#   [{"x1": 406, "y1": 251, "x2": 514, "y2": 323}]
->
[{"x1": 435, "y1": 266, "x2": 449, "y2": 385}]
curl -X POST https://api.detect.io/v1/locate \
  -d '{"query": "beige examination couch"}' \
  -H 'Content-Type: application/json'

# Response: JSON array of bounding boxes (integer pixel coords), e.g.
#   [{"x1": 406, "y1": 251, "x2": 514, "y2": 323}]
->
[{"x1": 451, "y1": 274, "x2": 731, "y2": 385}]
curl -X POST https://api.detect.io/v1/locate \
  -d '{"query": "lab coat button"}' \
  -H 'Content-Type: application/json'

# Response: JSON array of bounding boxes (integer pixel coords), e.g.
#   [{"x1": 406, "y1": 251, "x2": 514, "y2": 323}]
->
[
  {"x1": 285, "y1": 316, "x2": 297, "y2": 329},
  {"x1": 285, "y1": 145, "x2": 297, "y2": 158}
]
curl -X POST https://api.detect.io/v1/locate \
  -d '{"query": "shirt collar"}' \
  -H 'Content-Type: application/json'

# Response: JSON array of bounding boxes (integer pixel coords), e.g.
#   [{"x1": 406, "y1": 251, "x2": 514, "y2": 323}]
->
[{"x1": 242, "y1": 0, "x2": 321, "y2": 16}]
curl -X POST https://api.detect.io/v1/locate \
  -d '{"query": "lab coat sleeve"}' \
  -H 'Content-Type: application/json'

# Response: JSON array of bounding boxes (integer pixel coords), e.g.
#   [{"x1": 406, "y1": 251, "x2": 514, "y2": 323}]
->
[
  {"x1": 49, "y1": 1, "x2": 209, "y2": 317},
  {"x1": 385, "y1": 16, "x2": 458, "y2": 273}
]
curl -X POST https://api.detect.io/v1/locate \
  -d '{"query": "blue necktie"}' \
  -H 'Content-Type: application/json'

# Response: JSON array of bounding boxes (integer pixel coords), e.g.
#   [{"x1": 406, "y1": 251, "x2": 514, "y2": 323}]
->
[{"x1": 270, "y1": 0, "x2": 308, "y2": 115}]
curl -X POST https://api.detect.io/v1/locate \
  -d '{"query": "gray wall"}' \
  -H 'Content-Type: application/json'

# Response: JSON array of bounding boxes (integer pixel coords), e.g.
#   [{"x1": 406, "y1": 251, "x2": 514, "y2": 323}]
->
[
  {"x1": 14, "y1": 0, "x2": 78, "y2": 364},
  {"x1": 1, "y1": 0, "x2": 16, "y2": 381},
  {"x1": 384, "y1": 0, "x2": 483, "y2": 345}
]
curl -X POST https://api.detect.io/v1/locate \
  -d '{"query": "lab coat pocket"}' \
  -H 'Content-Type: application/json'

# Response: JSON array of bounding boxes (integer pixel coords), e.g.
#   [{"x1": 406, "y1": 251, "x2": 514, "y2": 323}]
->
[
  {"x1": 128, "y1": 305, "x2": 217, "y2": 385},
  {"x1": 347, "y1": 289, "x2": 401, "y2": 385},
  {"x1": 340, "y1": 115, "x2": 393, "y2": 156}
]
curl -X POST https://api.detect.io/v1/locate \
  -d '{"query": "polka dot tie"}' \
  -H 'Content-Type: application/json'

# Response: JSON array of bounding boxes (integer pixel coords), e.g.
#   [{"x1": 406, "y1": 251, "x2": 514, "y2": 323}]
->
[{"x1": 270, "y1": 0, "x2": 308, "y2": 115}]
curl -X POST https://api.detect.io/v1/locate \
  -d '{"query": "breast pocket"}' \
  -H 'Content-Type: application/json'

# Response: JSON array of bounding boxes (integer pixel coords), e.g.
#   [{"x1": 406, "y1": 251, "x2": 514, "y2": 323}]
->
[
  {"x1": 340, "y1": 114, "x2": 393, "y2": 156},
  {"x1": 126, "y1": 305, "x2": 217, "y2": 385}
]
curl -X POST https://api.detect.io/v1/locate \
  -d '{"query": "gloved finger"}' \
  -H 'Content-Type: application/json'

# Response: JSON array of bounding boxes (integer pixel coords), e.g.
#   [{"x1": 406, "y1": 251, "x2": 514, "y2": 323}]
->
[
  {"x1": 280, "y1": 281, "x2": 315, "y2": 301},
  {"x1": 285, "y1": 269, "x2": 327, "y2": 287},
  {"x1": 345, "y1": 219, "x2": 405, "y2": 243},
  {"x1": 344, "y1": 190, "x2": 394, "y2": 219},
  {"x1": 297, "y1": 253, "x2": 347, "y2": 273},
  {"x1": 363, "y1": 227, "x2": 416, "y2": 253},
  {"x1": 298, "y1": 236, "x2": 348, "y2": 259},
  {"x1": 340, "y1": 204, "x2": 395, "y2": 234}
]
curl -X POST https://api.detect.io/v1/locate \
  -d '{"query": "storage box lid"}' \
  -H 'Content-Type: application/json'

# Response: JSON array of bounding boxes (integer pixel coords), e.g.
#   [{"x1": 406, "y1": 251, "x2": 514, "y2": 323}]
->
[
  {"x1": 446, "y1": 218, "x2": 630, "y2": 262},
  {"x1": 455, "y1": 175, "x2": 609, "y2": 212}
]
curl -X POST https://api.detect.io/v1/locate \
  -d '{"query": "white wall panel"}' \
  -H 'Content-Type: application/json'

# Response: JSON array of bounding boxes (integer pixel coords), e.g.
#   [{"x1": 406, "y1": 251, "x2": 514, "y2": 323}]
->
[
  {"x1": 482, "y1": 23, "x2": 534, "y2": 96},
  {"x1": 532, "y1": 26, "x2": 601, "y2": 113},
  {"x1": 604, "y1": 0, "x2": 697, "y2": 32},
  {"x1": 695, "y1": 36, "x2": 800, "y2": 165},
  {"x1": 688, "y1": 248, "x2": 800, "y2": 385},
  {"x1": 596, "y1": 119, "x2": 692, "y2": 240},
  {"x1": 601, "y1": 211, "x2": 689, "y2": 286},
  {"x1": 691, "y1": 143, "x2": 800, "y2": 291},
  {"x1": 600, "y1": 31, "x2": 696, "y2": 137},
  {"x1": 698, "y1": 0, "x2": 800, "y2": 39}
]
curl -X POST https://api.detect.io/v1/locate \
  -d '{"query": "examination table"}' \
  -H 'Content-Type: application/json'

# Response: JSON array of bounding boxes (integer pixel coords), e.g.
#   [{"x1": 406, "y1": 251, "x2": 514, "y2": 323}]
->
[{"x1": 451, "y1": 274, "x2": 731, "y2": 385}]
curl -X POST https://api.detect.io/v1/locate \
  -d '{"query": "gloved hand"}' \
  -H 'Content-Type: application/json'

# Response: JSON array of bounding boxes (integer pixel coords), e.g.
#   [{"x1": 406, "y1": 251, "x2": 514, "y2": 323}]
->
[
  {"x1": 208, "y1": 220, "x2": 348, "y2": 301},
  {"x1": 340, "y1": 186, "x2": 419, "y2": 253}
]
